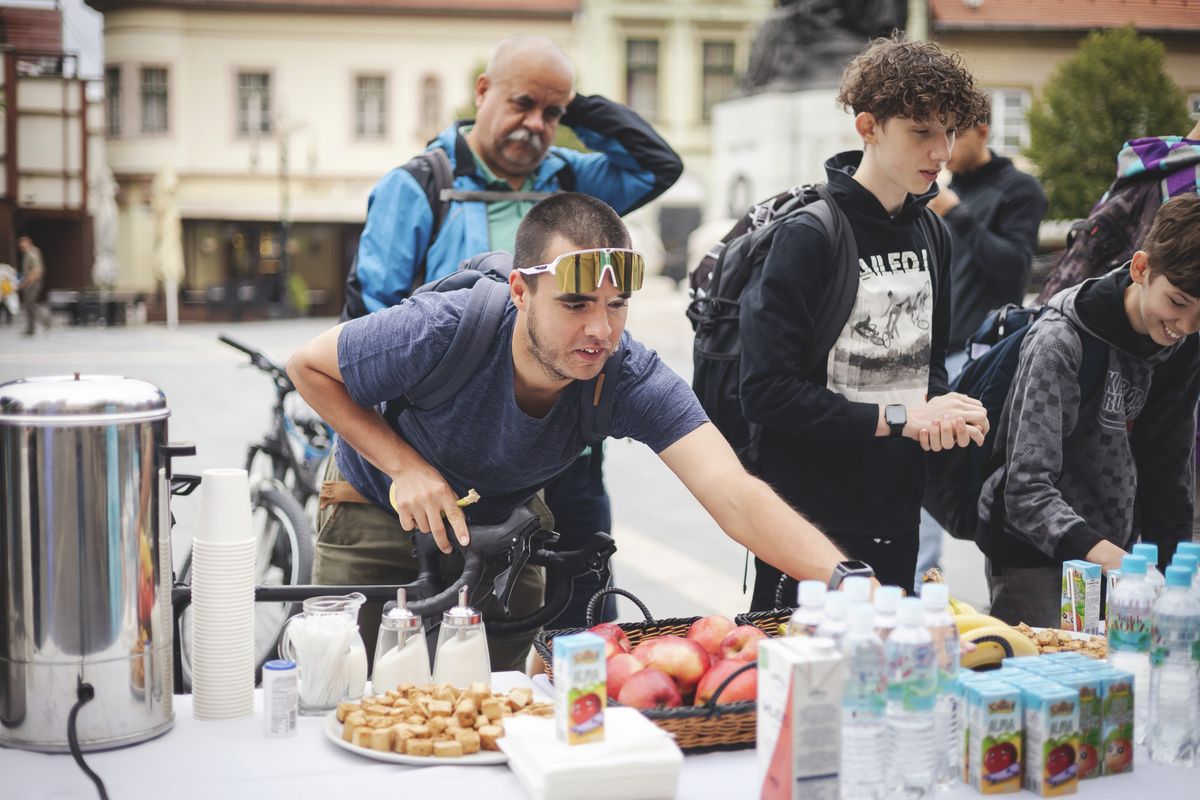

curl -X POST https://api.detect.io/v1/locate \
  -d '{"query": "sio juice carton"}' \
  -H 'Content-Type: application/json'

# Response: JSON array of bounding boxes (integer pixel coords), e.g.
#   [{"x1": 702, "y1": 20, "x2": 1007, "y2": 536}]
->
[
  {"x1": 1088, "y1": 666, "x2": 1135, "y2": 776},
  {"x1": 967, "y1": 681, "x2": 1023, "y2": 794},
  {"x1": 1020, "y1": 682, "x2": 1080, "y2": 796},
  {"x1": 552, "y1": 632, "x2": 606, "y2": 745},
  {"x1": 1052, "y1": 671, "x2": 1103, "y2": 780},
  {"x1": 757, "y1": 636, "x2": 845, "y2": 800},
  {"x1": 1061, "y1": 561, "x2": 1101, "y2": 634}
]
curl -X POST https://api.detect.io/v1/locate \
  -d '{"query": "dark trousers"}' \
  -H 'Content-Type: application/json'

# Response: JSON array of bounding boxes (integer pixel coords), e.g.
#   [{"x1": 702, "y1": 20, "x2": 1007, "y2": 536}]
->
[
  {"x1": 750, "y1": 529, "x2": 920, "y2": 612},
  {"x1": 542, "y1": 449, "x2": 617, "y2": 628}
]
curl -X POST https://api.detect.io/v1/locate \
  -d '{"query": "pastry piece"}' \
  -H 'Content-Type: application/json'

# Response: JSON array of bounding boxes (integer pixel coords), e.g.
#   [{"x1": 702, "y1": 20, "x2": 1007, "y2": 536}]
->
[
  {"x1": 478, "y1": 724, "x2": 504, "y2": 751},
  {"x1": 455, "y1": 729, "x2": 481, "y2": 755},
  {"x1": 433, "y1": 740, "x2": 464, "y2": 758},
  {"x1": 405, "y1": 738, "x2": 434, "y2": 757}
]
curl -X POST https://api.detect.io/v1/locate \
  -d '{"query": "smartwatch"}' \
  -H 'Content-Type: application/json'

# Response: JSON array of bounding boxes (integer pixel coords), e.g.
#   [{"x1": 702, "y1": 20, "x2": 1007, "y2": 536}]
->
[
  {"x1": 884, "y1": 404, "x2": 907, "y2": 438},
  {"x1": 829, "y1": 559, "x2": 875, "y2": 590}
]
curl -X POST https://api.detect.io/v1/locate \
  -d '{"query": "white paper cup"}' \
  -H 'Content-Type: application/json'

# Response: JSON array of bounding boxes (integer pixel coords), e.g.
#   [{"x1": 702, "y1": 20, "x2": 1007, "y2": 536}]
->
[{"x1": 199, "y1": 468, "x2": 254, "y2": 544}]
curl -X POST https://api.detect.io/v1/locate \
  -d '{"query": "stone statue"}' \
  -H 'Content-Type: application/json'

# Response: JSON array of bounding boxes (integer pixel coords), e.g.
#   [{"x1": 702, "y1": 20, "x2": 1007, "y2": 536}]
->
[{"x1": 743, "y1": 0, "x2": 908, "y2": 93}]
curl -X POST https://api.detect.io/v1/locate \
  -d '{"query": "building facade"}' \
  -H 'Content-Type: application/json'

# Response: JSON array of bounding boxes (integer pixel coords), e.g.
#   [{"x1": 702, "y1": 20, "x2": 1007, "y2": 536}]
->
[{"x1": 90, "y1": 0, "x2": 576, "y2": 318}]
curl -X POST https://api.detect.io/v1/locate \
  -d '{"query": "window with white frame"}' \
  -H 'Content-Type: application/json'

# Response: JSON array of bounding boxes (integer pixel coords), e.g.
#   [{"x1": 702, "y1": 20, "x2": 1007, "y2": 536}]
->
[
  {"x1": 702, "y1": 41, "x2": 736, "y2": 122},
  {"x1": 105, "y1": 66, "x2": 121, "y2": 136},
  {"x1": 237, "y1": 71, "x2": 273, "y2": 137},
  {"x1": 140, "y1": 67, "x2": 168, "y2": 134},
  {"x1": 1188, "y1": 93, "x2": 1200, "y2": 122},
  {"x1": 626, "y1": 39, "x2": 659, "y2": 121},
  {"x1": 419, "y1": 74, "x2": 442, "y2": 135},
  {"x1": 987, "y1": 88, "x2": 1031, "y2": 155},
  {"x1": 355, "y1": 75, "x2": 387, "y2": 139}
]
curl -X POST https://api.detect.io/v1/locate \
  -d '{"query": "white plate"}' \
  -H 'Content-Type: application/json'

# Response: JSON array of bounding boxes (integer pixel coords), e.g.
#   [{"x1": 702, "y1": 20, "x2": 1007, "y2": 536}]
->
[{"x1": 322, "y1": 709, "x2": 507, "y2": 766}]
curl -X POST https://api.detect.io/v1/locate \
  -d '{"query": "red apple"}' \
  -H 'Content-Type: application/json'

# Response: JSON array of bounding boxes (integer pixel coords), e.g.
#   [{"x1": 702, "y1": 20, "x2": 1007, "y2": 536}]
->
[
  {"x1": 588, "y1": 622, "x2": 631, "y2": 658},
  {"x1": 686, "y1": 614, "x2": 736, "y2": 656},
  {"x1": 631, "y1": 638, "x2": 659, "y2": 665},
  {"x1": 605, "y1": 653, "x2": 645, "y2": 700},
  {"x1": 639, "y1": 635, "x2": 710, "y2": 695},
  {"x1": 694, "y1": 659, "x2": 757, "y2": 706},
  {"x1": 720, "y1": 625, "x2": 767, "y2": 662},
  {"x1": 616, "y1": 668, "x2": 683, "y2": 709}
]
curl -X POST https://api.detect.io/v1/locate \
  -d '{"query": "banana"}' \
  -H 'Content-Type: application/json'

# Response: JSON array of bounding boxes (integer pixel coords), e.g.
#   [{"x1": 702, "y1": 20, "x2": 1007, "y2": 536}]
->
[
  {"x1": 960, "y1": 625, "x2": 1040, "y2": 670},
  {"x1": 953, "y1": 613, "x2": 1011, "y2": 635},
  {"x1": 947, "y1": 596, "x2": 977, "y2": 616}
]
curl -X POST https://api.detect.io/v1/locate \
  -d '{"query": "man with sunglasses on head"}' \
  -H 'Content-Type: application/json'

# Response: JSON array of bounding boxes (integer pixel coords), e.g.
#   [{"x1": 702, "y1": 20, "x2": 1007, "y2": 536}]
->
[
  {"x1": 290, "y1": 193, "x2": 853, "y2": 671},
  {"x1": 341, "y1": 34, "x2": 682, "y2": 630}
]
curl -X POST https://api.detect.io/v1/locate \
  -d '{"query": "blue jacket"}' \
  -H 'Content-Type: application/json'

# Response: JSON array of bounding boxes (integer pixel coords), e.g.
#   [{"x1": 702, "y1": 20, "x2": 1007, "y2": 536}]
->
[{"x1": 353, "y1": 94, "x2": 683, "y2": 313}]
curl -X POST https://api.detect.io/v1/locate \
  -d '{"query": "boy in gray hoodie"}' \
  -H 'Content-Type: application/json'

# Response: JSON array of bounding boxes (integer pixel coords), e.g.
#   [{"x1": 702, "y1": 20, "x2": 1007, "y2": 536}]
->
[{"x1": 979, "y1": 194, "x2": 1200, "y2": 627}]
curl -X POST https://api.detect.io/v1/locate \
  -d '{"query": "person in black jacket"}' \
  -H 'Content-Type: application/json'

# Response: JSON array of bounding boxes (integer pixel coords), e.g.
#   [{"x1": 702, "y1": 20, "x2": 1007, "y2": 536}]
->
[
  {"x1": 916, "y1": 119, "x2": 1048, "y2": 574},
  {"x1": 739, "y1": 36, "x2": 991, "y2": 607}
]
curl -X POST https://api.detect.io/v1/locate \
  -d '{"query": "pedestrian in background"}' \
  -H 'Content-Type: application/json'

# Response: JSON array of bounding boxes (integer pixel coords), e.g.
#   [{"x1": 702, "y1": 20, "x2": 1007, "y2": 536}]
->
[{"x1": 17, "y1": 236, "x2": 50, "y2": 337}]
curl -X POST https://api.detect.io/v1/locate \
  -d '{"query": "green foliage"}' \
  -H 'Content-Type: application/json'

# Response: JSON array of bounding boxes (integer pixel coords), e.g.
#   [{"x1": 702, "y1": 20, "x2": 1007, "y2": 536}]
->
[{"x1": 1026, "y1": 26, "x2": 1190, "y2": 219}]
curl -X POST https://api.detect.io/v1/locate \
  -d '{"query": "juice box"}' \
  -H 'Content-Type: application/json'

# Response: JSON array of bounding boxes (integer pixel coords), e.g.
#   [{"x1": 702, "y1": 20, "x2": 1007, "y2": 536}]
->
[
  {"x1": 552, "y1": 632, "x2": 606, "y2": 745},
  {"x1": 1001, "y1": 656, "x2": 1044, "y2": 671},
  {"x1": 1020, "y1": 683, "x2": 1080, "y2": 796},
  {"x1": 757, "y1": 637, "x2": 845, "y2": 800},
  {"x1": 1052, "y1": 671, "x2": 1103, "y2": 780},
  {"x1": 1091, "y1": 667, "x2": 1135, "y2": 776},
  {"x1": 1061, "y1": 561, "x2": 1102, "y2": 634},
  {"x1": 967, "y1": 681, "x2": 1023, "y2": 794}
]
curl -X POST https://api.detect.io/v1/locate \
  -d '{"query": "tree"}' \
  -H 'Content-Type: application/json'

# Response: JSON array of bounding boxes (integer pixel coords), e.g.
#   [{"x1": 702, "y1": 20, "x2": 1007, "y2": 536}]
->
[{"x1": 1026, "y1": 26, "x2": 1190, "y2": 219}]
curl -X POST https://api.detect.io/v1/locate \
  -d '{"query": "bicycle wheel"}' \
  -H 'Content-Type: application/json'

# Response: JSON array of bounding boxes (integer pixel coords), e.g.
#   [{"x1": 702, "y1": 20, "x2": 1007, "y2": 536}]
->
[{"x1": 177, "y1": 480, "x2": 315, "y2": 691}]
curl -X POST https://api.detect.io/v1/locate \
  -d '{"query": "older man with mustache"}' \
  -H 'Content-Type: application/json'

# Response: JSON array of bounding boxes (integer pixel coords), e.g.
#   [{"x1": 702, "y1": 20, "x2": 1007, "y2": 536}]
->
[{"x1": 338, "y1": 35, "x2": 683, "y2": 631}]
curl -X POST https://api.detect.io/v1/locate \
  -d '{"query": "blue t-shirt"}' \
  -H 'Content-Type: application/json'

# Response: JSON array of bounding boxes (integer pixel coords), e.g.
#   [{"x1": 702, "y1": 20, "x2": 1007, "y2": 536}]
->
[{"x1": 335, "y1": 288, "x2": 708, "y2": 523}]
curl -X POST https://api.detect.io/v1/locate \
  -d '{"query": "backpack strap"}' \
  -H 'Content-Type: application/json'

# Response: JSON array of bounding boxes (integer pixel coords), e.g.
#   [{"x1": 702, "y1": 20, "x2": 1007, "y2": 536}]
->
[
  {"x1": 382, "y1": 279, "x2": 509, "y2": 427},
  {"x1": 410, "y1": 149, "x2": 456, "y2": 290},
  {"x1": 799, "y1": 185, "x2": 860, "y2": 375},
  {"x1": 916, "y1": 206, "x2": 949, "y2": 306},
  {"x1": 1077, "y1": 329, "x2": 1109, "y2": 404},
  {"x1": 577, "y1": 346, "x2": 628, "y2": 444}
]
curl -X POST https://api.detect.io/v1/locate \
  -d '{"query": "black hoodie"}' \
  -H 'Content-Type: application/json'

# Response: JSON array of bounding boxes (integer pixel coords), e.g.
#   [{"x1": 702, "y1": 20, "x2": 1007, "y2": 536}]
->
[{"x1": 739, "y1": 151, "x2": 952, "y2": 539}]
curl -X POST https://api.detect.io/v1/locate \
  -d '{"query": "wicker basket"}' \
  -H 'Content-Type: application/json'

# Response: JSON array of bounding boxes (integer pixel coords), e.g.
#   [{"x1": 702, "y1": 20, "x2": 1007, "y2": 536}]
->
[
  {"x1": 533, "y1": 588, "x2": 759, "y2": 752},
  {"x1": 734, "y1": 607, "x2": 793, "y2": 638}
]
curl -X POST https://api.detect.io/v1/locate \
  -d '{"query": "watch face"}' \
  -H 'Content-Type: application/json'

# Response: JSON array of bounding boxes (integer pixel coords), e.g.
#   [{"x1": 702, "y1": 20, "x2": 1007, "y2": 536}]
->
[
  {"x1": 840, "y1": 560, "x2": 873, "y2": 575},
  {"x1": 885, "y1": 405, "x2": 906, "y2": 426}
]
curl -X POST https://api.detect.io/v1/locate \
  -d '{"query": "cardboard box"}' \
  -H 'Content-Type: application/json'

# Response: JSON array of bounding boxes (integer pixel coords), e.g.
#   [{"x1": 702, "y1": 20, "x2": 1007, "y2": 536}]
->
[
  {"x1": 967, "y1": 681, "x2": 1024, "y2": 794},
  {"x1": 552, "y1": 632, "x2": 606, "y2": 745},
  {"x1": 1020, "y1": 683, "x2": 1080, "y2": 796},
  {"x1": 1061, "y1": 561, "x2": 1102, "y2": 634},
  {"x1": 757, "y1": 637, "x2": 845, "y2": 800}
]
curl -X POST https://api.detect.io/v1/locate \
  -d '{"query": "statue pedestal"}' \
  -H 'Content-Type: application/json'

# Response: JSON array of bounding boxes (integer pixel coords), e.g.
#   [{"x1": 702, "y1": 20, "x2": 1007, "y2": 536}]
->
[{"x1": 710, "y1": 89, "x2": 859, "y2": 219}]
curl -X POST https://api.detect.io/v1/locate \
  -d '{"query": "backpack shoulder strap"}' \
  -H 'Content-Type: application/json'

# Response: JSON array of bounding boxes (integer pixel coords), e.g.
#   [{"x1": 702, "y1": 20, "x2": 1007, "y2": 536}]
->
[
  {"x1": 404, "y1": 148, "x2": 456, "y2": 289},
  {"x1": 801, "y1": 185, "x2": 860, "y2": 375},
  {"x1": 916, "y1": 206, "x2": 949, "y2": 304},
  {"x1": 382, "y1": 279, "x2": 509, "y2": 427},
  {"x1": 1078, "y1": 329, "x2": 1109, "y2": 403},
  {"x1": 577, "y1": 345, "x2": 628, "y2": 444}
]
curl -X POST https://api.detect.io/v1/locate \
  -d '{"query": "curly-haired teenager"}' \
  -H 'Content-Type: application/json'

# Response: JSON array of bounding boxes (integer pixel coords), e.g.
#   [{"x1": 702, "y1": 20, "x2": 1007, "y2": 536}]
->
[
  {"x1": 979, "y1": 194, "x2": 1200, "y2": 627},
  {"x1": 740, "y1": 35, "x2": 991, "y2": 606}
]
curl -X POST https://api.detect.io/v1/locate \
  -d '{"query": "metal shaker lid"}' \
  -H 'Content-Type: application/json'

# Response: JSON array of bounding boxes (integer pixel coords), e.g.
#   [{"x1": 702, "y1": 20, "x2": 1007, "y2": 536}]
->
[
  {"x1": 442, "y1": 585, "x2": 482, "y2": 627},
  {"x1": 0, "y1": 374, "x2": 169, "y2": 425},
  {"x1": 382, "y1": 588, "x2": 422, "y2": 631}
]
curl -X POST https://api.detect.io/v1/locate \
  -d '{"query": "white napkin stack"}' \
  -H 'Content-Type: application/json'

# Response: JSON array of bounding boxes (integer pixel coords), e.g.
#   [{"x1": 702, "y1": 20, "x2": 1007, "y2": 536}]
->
[{"x1": 498, "y1": 707, "x2": 683, "y2": 800}]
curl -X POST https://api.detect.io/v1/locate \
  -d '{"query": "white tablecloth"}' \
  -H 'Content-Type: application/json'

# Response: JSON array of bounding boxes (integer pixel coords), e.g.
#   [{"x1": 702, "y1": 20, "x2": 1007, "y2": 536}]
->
[{"x1": 3, "y1": 679, "x2": 1194, "y2": 799}]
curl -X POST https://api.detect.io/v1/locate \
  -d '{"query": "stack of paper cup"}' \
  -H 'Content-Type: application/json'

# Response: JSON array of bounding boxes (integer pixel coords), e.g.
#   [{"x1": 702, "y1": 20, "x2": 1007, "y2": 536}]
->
[{"x1": 190, "y1": 468, "x2": 256, "y2": 720}]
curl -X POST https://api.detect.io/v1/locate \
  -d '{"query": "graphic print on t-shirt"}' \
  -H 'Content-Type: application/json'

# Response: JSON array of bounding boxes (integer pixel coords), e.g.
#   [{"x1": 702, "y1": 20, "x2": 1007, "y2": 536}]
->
[{"x1": 827, "y1": 247, "x2": 932, "y2": 407}]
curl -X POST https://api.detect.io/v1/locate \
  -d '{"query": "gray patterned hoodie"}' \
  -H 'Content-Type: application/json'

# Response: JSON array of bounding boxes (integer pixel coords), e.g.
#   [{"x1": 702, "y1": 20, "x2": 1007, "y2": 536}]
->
[{"x1": 977, "y1": 268, "x2": 1200, "y2": 568}]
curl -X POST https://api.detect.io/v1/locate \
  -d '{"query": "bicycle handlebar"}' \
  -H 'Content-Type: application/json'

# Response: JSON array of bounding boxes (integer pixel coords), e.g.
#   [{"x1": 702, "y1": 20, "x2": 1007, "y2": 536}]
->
[{"x1": 219, "y1": 334, "x2": 294, "y2": 392}]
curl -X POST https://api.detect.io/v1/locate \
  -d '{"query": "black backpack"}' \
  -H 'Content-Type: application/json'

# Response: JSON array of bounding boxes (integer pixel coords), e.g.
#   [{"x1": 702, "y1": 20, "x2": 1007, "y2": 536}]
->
[
  {"x1": 380, "y1": 251, "x2": 625, "y2": 452},
  {"x1": 686, "y1": 183, "x2": 945, "y2": 465},
  {"x1": 923, "y1": 303, "x2": 1108, "y2": 541},
  {"x1": 341, "y1": 147, "x2": 574, "y2": 321}
]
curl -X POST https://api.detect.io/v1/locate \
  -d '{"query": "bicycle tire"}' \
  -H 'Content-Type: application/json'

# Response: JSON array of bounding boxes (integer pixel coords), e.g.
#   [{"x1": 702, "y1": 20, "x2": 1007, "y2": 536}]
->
[{"x1": 177, "y1": 480, "x2": 315, "y2": 691}]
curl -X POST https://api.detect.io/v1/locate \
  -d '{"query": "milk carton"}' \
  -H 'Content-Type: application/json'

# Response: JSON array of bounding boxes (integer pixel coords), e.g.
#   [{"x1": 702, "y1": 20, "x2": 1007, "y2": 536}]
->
[
  {"x1": 552, "y1": 632, "x2": 606, "y2": 745},
  {"x1": 1020, "y1": 683, "x2": 1080, "y2": 796},
  {"x1": 1061, "y1": 561, "x2": 1102, "y2": 634},
  {"x1": 757, "y1": 636, "x2": 845, "y2": 800},
  {"x1": 967, "y1": 681, "x2": 1023, "y2": 794}
]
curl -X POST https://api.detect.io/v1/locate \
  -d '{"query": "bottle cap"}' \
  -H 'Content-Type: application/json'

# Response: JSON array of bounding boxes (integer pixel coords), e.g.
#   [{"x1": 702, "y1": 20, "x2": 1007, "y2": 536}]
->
[
  {"x1": 382, "y1": 588, "x2": 422, "y2": 630},
  {"x1": 874, "y1": 585, "x2": 902, "y2": 613},
  {"x1": 847, "y1": 602, "x2": 875, "y2": 631},
  {"x1": 1165, "y1": 565, "x2": 1193, "y2": 588},
  {"x1": 842, "y1": 576, "x2": 871, "y2": 604},
  {"x1": 824, "y1": 590, "x2": 848, "y2": 619},
  {"x1": 897, "y1": 596, "x2": 924, "y2": 625},
  {"x1": 264, "y1": 659, "x2": 296, "y2": 670},
  {"x1": 1121, "y1": 554, "x2": 1147, "y2": 576},
  {"x1": 1176, "y1": 542, "x2": 1200, "y2": 559},
  {"x1": 1132, "y1": 543, "x2": 1159, "y2": 566},
  {"x1": 920, "y1": 583, "x2": 949, "y2": 610},
  {"x1": 798, "y1": 580, "x2": 827, "y2": 608},
  {"x1": 1171, "y1": 553, "x2": 1199, "y2": 576},
  {"x1": 442, "y1": 585, "x2": 482, "y2": 627},
  {"x1": 802, "y1": 636, "x2": 837, "y2": 656}
]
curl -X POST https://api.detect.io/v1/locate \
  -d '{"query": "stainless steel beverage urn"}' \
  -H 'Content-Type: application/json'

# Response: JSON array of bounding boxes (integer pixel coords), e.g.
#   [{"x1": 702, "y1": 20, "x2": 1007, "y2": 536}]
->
[{"x1": 0, "y1": 374, "x2": 187, "y2": 752}]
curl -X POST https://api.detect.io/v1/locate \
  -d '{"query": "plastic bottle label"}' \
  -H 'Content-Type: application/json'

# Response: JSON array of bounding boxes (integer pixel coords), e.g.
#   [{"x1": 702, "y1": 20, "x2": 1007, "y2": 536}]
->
[
  {"x1": 844, "y1": 662, "x2": 887, "y2": 716},
  {"x1": 1149, "y1": 616, "x2": 1200, "y2": 667},
  {"x1": 888, "y1": 642, "x2": 937, "y2": 713},
  {"x1": 1107, "y1": 607, "x2": 1151, "y2": 653}
]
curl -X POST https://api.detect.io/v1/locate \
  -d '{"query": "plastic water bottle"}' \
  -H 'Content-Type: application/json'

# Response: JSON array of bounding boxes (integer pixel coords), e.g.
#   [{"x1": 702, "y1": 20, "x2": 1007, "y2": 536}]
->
[
  {"x1": 819, "y1": 590, "x2": 850, "y2": 647},
  {"x1": 1133, "y1": 543, "x2": 1165, "y2": 599},
  {"x1": 921, "y1": 584, "x2": 961, "y2": 789},
  {"x1": 841, "y1": 602, "x2": 887, "y2": 800},
  {"x1": 1107, "y1": 554, "x2": 1155, "y2": 745},
  {"x1": 885, "y1": 597, "x2": 938, "y2": 798},
  {"x1": 788, "y1": 580, "x2": 826, "y2": 637},
  {"x1": 1148, "y1": 565, "x2": 1200, "y2": 766},
  {"x1": 1172, "y1": 553, "x2": 1200, "y2": 601},
  {"x1": 874, "y1": 586, "x2": 903, "y2": 641},
  {"x1": 843, "y1": 576, "x2": 873, "y2": 605}
]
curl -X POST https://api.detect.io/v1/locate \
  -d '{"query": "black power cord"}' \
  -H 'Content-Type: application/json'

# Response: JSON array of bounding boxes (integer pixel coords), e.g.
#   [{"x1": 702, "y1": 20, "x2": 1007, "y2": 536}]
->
[{"x1": 67, "y1": 677, "x2": 109, "y2": 800}]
